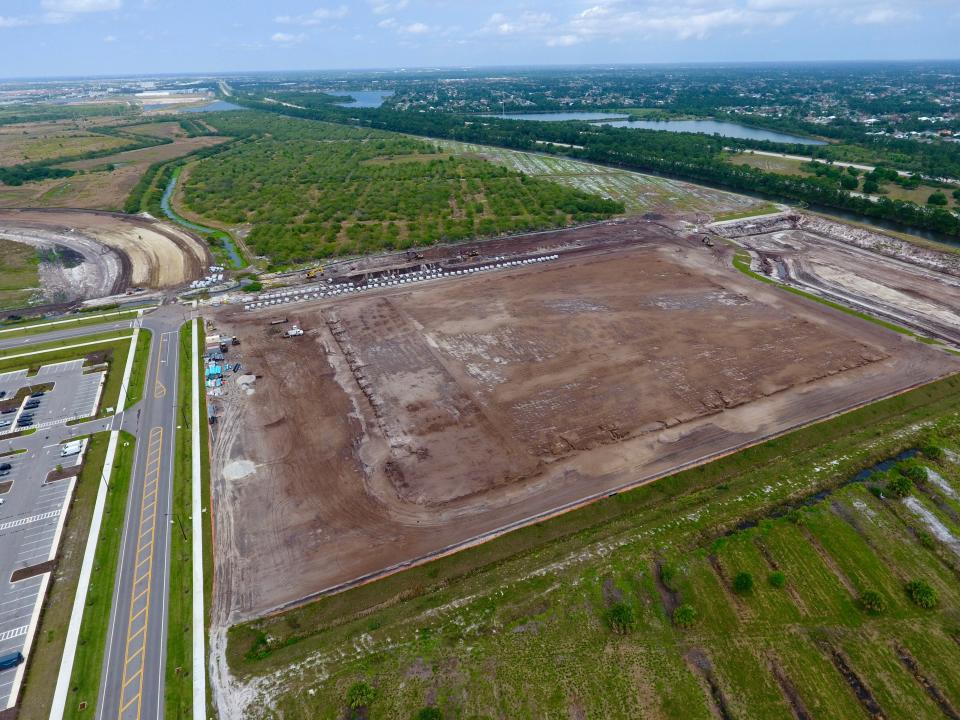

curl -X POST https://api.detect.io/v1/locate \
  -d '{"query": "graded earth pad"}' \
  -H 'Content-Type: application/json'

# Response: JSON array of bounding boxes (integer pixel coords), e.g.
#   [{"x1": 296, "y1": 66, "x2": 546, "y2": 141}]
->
[{"x1": 209, "y1": 218, "x2": 960, "y2": 623}]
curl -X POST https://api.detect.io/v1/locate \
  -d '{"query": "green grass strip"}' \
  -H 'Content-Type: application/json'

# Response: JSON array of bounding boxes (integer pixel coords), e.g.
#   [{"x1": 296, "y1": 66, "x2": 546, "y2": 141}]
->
[
  {"x1": 0, "y1": 330, "x2": 132, "y2": 360},
  {"x1": 165, "y1": 322, "x2": 215, "y2": 719},
  {"x1": 0, "y1": 310, "x2": 140, "y2": 340},
  {"x1": 123, "y1": 329, "x2": 153, "y2": 411},
  {"x1": 63, "y1": 430, "x2": 137, "y2": 720}
]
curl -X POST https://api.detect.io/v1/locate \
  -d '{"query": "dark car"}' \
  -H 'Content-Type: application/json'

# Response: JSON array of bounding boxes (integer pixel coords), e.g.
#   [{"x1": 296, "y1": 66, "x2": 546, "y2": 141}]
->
[
  {"x1": 18, "y1": 419, "x2": 33, "y2": 427},
  {"x1": 0, "y1": 651, "x2": 24, "y2": 670},
  {"x1": 30, "y1": 390, "x2": 45, "y2": 398},
  {"x1": 24, "y1": 401, "x2": 40, "y2": 409},
  {"x1": 0, "y1": 462, "x2": 11, "y2": 471},
  {"x1": 1, "y1": 407, "x2": 15, "y2": 414},
  {"x1": 0, "y1": 390, "x2": 6, "y2": 399}
]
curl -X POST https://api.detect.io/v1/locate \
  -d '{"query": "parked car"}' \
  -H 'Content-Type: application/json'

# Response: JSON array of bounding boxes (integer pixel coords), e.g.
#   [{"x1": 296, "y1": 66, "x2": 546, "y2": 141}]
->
[
  {"x1": 0, "y1": 462, "x2": 11, "y2": 471},
  {"x1": 0, "y1": 651, "x2": 24, "y2": 670},
  {"x1": 24, "y1": 401, "x2": 40, "y2": 409},
  {"x1": 30, "y1": 390, "x2": 45, "y2": 398},
  {"x1": 0, "y1": 390, "x2": 6, "y2": 399},
  {"x1": 0, "y1": 469, "x2": 9, "y2": 478},
  {"x1": 1, "y1": 407, "x2": 15, "y2": 414}
]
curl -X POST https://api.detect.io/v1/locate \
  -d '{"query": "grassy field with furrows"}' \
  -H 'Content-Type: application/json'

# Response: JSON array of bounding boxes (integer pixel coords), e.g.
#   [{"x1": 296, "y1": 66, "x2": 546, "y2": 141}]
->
[
  {"x1": 223, "y1": 371, "x2": 960, "y2": 719},
  {"x1": 436, "y1": 139, "x2": 768, "y2": 217},
  {"x1": 183, "y1": 113, "x2": 622, "y2": 266}
]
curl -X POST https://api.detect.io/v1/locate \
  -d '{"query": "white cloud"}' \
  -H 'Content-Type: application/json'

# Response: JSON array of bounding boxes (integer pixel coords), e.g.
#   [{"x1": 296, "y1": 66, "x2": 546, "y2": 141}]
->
[
  {"x1": 546, "y1": 34, "x2": 580, "y2": 46},
  {"x1": 0, "y1": 16, "x2": 31, "y2": 27},
  {"x1": 41, "y1": 0, "x2": 121, "y2": 11},
  {"x1": 274, "y1": 5, "x2": 348, "y2": 26},
  {"x1": 271, "y1": 31, "x2": 305, "y2": 44},
  {"x1": 103, "y1": 33, "x2": 117, "y2": 42},
  {"x1": 404, "y1": 21, "x2": 429, "y2": 34},
  {"x1": 483, "y1": 11, "x2": 553, "y2": 37},
  {"x1": 854, "y1": 7, "x2": 915, "y2": 24},
  {"x1": 370, "y1": 0, "x2": 407, "y2": 15}
]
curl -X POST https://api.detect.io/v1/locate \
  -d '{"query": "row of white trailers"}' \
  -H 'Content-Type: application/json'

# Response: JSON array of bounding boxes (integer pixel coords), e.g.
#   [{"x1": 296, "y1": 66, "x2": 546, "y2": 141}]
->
[{"x1": 243, "y1": 254, "x2": 561, "y2": 311}]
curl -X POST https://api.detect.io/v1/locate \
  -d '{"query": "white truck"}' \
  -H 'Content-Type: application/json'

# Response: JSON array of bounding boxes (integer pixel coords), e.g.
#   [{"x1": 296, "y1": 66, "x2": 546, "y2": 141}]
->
[
  {"x1": 282, "y1": 325, "x2": 304, "y2": 338},
  {"x1": 60, "y1": 440, "x2": 84, "y2": 458}
]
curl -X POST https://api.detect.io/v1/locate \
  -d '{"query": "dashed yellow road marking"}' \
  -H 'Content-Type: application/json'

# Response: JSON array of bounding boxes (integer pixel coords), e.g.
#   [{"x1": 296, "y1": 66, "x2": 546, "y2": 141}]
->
[{"x1": 118, "y1": 426, "x2": 163, "y2": 720}]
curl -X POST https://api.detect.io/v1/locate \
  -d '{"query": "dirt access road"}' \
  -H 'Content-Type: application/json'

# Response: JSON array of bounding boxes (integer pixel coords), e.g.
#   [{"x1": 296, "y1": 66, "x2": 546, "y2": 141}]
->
[
  {"x1": 208, "y1": 217, "x2": 959, "y2": 626},
  {"x1": 0, "y1": 208, "x2": 210, "y2": 304}
]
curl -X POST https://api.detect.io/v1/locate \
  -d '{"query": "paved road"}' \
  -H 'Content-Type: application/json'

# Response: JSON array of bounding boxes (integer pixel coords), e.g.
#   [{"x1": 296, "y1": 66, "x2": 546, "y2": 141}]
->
[
  {"x1": 96, "y1": 305, "x2": 188, "y2": 720},
  {"x1": 0, "y1": 319, "x2": 135, "y2": 353}
]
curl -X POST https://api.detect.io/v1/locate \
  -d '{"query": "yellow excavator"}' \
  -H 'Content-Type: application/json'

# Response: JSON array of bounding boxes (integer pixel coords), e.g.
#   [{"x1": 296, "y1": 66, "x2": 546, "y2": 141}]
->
[{"x1": 305, "y1": 266, "x2": 324, "y2": 280}]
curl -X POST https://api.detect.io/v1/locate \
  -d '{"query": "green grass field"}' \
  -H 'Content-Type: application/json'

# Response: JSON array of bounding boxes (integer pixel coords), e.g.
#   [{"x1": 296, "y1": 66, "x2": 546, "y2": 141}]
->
[
  {"x1": 0, "y1": 238, "x2": 39, "y2": 310},
  {"x1": 221, "y1": 365, "x2": 960, "y2": 718},
  {"x1": 61, "y1": 431, "x2": 137, "y2": 720}
]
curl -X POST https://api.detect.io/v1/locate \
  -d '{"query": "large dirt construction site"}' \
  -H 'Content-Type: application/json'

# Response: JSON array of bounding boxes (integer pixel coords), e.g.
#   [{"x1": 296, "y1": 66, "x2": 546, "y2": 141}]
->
[
  {"x1": 0, "y1": 208, "x2": 210, "y2": 303},
  {"x1": 209, "y1": 217, "x2": 960, "y2": 624}
]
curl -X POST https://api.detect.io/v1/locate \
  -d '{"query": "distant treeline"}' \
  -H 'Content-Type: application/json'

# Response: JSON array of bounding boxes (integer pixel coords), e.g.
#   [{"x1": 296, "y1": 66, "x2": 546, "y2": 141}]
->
[{"x1": 231, "y1": 94, "x2": 960, "y2": 238}]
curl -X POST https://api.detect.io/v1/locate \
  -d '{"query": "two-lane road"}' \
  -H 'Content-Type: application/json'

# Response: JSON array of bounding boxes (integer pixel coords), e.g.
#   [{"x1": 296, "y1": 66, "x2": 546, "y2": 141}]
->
[{"x1": 95, "y1": 309, "x2": 186, "y2": 720}]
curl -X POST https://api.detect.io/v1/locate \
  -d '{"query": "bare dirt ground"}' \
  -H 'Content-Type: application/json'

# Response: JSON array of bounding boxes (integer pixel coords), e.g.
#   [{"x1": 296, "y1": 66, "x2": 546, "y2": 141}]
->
[
  {"x1": 208, "y1": 216, "x2": 960, "y2": 626},
  {"x1": 712, "y1": 213, "x2": 960, "y2": 345},
  {"x1": 0, "y1": 136, "x2": 227, "y2": 211},
  {"x1": 0, "y1": 208, "x2": 209, "y2": 301}
]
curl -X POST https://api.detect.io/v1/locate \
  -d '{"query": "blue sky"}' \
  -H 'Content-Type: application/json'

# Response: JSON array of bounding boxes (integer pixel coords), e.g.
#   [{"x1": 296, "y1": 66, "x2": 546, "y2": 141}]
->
[{"x1": 1, "y1": 0, "x2": 957, "y2": 78}]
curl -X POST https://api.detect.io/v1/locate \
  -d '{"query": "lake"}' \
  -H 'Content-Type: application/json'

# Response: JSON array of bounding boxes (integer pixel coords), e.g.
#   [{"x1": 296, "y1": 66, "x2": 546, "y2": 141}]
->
[
  {"x1": 327, "y1": 90, "x2": 393, "y2": 108},
  {"x1": 486, "y1": 112, "x2": 630, "y2": 122},
  {"x1": 596, "y1": 119, "x2": 825, "y2": 145},
  {"x1": 486, "y1": 112, "x2": 824, "y2": 145},
  {"x1": 182, "y1": 100, "x2": 244, "y2": 113}
]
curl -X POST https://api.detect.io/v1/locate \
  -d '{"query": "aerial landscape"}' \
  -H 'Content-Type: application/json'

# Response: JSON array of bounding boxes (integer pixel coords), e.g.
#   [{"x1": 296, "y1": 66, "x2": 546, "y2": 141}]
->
[{"x1": 1, "y1": 1, "x2": 960, "y2": 719}]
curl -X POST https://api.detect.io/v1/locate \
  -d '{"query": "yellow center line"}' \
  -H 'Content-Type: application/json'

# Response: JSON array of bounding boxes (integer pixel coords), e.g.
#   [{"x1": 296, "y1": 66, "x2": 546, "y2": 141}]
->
[{"x1": 117, "y1": 426, "x2": 163, "y2": 720}]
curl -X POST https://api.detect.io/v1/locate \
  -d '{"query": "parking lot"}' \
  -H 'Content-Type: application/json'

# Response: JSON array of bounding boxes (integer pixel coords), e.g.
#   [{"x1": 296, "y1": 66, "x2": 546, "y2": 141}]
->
[
  {"x1": 0, "y1": 360, "x2": 97, "y2": 709},
  {"x1": 0, "y1": 360, "x2": 105, "y2": 436}
]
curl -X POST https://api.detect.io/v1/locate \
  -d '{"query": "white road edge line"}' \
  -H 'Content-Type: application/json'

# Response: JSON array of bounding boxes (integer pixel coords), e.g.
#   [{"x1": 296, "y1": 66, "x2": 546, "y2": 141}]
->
[
  {"x1": 49, "y1": 325, "x2": 140, "y2": 720},
  {"x1": 191, "y1": 318, "x2": 206, "y2": 719}
]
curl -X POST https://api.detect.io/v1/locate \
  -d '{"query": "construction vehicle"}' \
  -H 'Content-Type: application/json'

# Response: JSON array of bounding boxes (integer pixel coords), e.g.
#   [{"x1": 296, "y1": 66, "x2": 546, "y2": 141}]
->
[
  {"x1": 269, "y1": 317, "x2": 288, "y2": 325},
  {"x1": 306, "y1": 266, "x2": 324, "y2": 280},
  {"x1": 282, "y1": 325, "x2": 304, "y2": 338},
  {"x1": 405, "y1": 251, "x2": 425, "y2": 261}
]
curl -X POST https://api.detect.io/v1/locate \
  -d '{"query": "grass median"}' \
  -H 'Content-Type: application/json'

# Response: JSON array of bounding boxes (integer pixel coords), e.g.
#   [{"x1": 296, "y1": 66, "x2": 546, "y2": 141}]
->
[
  {"x1": 60, "y1": 431, "x2": 136, "y2": 720},
  {"x1": 0, "y1": 329, "x2": 133, "y2": 360},
  {"x1": 123, "y1": 328, "x2": 153, "y2": 410},
  {"x1": 0, "y1": 309, "x2": 141, "y2": 340},
  {"x1": 166, "y1": 321, "x2": 215, "y2": 720}
]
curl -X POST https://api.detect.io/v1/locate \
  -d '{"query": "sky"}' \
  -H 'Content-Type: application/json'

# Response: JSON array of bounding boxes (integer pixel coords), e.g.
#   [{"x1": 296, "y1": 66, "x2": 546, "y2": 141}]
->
[{"x1": 0, "y1": 0, "x2": 958, "y2": 78}]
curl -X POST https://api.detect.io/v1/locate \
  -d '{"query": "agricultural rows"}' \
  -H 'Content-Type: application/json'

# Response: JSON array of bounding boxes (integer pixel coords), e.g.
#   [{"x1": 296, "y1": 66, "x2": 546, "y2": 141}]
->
[{"x1": 437, "y1": 139, "x2": 761, "y2": 215}]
